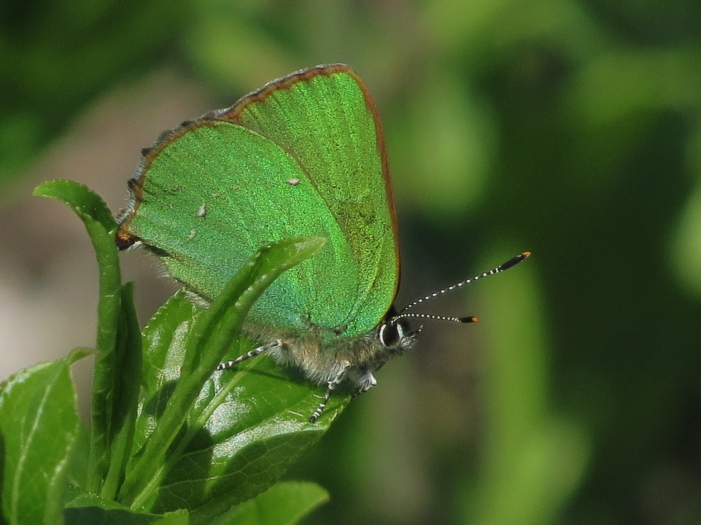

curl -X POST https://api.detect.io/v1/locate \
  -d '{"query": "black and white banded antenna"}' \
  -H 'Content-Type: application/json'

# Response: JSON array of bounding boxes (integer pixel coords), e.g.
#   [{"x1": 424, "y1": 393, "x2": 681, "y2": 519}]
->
[{"x1": 389, "y1": 251, "x2": 531, "y2": 326}]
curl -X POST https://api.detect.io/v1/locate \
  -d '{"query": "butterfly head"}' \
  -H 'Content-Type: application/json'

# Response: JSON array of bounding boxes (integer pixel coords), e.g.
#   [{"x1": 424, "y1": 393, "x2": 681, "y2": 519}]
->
[{"x1": 376, "y1": 306, "x2": 418, "y2": 356}]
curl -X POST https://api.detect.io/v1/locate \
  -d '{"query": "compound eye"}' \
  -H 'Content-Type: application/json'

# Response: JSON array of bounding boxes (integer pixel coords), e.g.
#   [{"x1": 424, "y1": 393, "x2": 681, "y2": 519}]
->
[{"x1": 378, "y1": 320, "x2": 405, "y2": 349}]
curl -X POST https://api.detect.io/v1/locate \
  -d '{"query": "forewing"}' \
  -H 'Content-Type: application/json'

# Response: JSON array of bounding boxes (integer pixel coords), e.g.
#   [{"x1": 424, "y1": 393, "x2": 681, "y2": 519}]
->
[{"x1": 120, "y1": 120, "x2": 360, "y2": 332}]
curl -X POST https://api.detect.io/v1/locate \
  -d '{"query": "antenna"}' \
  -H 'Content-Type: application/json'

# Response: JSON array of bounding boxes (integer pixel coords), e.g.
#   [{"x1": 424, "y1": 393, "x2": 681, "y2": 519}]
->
[{"x1": 390, "y1": 251, "x2": 531, "y2": 325}]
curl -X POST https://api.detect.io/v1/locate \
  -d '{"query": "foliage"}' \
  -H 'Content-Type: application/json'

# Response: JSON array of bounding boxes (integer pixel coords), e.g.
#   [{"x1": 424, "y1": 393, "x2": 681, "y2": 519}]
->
[{"x1": 0, "y1": 180, "x2": 341, "y2": 524}]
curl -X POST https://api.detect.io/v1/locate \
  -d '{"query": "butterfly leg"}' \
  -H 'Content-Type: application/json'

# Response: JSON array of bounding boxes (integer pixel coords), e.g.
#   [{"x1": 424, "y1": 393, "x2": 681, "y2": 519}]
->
[
  {"x1": 216, "y1": 340, "x2": 283, "y2": 370},
  {"x1": 351, "y1": 370, "x2": 378, "y2": 399},
  {"x1": 309, "y1": 363, "x2": 351, "y2": 423}
]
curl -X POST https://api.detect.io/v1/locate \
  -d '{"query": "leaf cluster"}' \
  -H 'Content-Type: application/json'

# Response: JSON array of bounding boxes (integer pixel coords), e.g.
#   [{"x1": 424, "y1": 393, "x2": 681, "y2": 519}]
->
[{"x1": 0, "y1": 180, "x2": 346, "y2": 524}]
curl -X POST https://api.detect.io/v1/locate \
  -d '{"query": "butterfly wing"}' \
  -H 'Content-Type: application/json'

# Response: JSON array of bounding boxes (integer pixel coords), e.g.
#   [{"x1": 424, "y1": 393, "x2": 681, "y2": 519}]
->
[{"x1": 118, "y1": 65, "x2": 398, "y2": 339}]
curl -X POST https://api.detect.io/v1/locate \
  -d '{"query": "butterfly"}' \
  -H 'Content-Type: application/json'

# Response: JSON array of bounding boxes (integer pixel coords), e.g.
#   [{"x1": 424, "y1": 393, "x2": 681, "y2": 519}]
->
[{"x1": 116, "y1": 64, "x2": 529, "y2": 422}]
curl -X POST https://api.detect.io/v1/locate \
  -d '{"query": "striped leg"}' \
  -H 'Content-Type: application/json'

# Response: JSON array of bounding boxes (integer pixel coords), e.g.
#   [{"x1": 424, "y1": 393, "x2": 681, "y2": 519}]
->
[
  {"x1": 309, "y1": 363, "x2": 351, "y2": 423},
  {"x1": 216, "y1": 340, "x2": 282, "y2": 370}
]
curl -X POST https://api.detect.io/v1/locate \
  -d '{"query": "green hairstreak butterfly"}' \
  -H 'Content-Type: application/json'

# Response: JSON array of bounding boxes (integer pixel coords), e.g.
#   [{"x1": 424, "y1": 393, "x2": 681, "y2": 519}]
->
[{"x1": 116, "y1": 64, "x2": 529, "y2": 422}]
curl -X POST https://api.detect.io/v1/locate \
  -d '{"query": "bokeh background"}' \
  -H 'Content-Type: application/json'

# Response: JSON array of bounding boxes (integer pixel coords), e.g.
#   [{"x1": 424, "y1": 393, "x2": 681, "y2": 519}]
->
[{"x1": 3, "y1": 1, "x2": 701, "y2": 523}]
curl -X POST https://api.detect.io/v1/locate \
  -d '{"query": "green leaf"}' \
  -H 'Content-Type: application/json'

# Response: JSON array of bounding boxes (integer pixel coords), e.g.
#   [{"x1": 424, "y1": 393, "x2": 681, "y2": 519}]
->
[
  {"x1": 33, "y1": 180, "x2": 118, "y2": 233},
  {"x1": 65, "y1": 424, "x2": 92, "y2": 492},
  {"x1": 152, "y1": 353, "x2": 346, "y2": 517},
  {"x1": 65, "y1": 494, "x2": 189, "y2": 525},
  {"x1": 34, "y1": 180, "x2": 140, "y2": 496},
  {"x1": 102, "y1": 283, "x2": 143, "y2": 500},
  {"x1": 34, "y1": 180, "x2": 126, "y2": 493},
  {"x1": 119, "y1": 237, "x2": 346, "y2": 512},
  {"x1": 131, "y1": 291, "x2": 200, "y2": 457},
  {"x1": 210, "y1": 481, "x2": 329, "y2": 525},
  {"x1": 0, "y1": 351, "x2": 89, "y2": 525}
]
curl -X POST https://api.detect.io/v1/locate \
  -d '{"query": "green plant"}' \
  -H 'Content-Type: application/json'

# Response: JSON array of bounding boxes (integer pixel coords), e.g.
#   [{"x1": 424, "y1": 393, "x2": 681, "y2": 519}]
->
[{"x1": 0, "y1": 180, "x2": 346, "y2": 524}]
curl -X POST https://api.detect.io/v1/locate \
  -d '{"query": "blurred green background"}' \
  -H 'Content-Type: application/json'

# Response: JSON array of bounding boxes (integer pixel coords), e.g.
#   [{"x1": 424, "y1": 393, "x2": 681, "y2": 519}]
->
[{"x1": 2, "y1": 0, "x2": 701, "y2": 523}]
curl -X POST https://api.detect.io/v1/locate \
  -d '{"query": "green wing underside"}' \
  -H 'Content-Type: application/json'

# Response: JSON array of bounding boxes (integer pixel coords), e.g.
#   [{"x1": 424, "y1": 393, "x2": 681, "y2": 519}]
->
[{"x1": 128, "y1": 70, "x2": 398, "y2": 339}]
